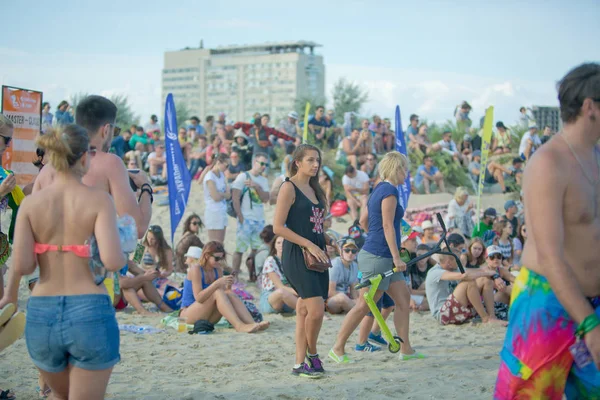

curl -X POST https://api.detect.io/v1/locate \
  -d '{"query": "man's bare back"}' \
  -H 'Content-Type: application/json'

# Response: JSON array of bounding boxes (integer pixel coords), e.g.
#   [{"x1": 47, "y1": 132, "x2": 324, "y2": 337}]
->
[{"x1": 522, "y1": 135, "x2": 600, "y2": 297}]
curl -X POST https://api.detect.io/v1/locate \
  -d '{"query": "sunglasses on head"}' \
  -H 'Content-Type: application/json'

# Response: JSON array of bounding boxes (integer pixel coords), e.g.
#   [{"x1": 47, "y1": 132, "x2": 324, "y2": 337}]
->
[
  {"x1": 212, "y1": 255, "x2": 224, "y2": 262},
  {"x1": 149, "y1": 225, "x2": 162, "y2": 233},
  {"x1": 343, "y1": 248, "x2": 358, "y2": 254},
  {"x1": 489, "y1": 254, "x2": 504, "y2": 260}
]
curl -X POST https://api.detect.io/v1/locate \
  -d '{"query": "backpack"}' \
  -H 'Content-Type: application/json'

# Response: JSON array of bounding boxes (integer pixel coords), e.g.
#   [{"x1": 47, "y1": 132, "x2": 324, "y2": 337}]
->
[{"x1": 226, "y1": 172, "x2": 252, "y2": 218}]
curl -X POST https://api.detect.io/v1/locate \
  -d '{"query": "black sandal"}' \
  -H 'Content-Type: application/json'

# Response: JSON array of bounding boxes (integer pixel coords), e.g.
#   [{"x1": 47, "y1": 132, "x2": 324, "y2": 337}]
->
[{"x1": 0, "y1": 388, "x2": 15, "y2": 399}]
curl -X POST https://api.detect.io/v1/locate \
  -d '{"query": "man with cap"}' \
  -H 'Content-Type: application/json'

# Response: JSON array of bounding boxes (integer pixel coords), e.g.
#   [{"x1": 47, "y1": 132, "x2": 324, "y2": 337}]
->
[
  {"x1": 432, "y1": 130, "x2": 462, "y2": 163},
  {"x1": 492, "y1": 121, "x2": 512, "y2": 154},
  {"x1": 327, "y1": 238, "x2": 360, "y2": 315},
  {"x1": 504, "y1": 200, "x2": 519, "y2": 238},
  {"x1": 518, "y1": 122, "x2": 542, "y2": 161},
  {"x1": 421, "y1": 220, "x2": 439, "y2": 246},
  {"x1": 145, "y1": 114, "x2": 161, "y2": 138},
  {"x1": 472, "y1": 207, "x2": 497, "y2": 238},
  {"x1": 484, "y1": 245, "x2": 515, "y2": 305},
  {"x1": 277, "y1": 111, "x2": 301, "y2": 149},
  {"x1": 425, "y1": 233, "x2": 506, "y2": 326}
]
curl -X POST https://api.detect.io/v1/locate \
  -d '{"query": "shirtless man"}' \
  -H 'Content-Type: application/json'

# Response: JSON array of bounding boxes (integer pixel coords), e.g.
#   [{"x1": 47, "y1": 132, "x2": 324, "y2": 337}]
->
[
  {"x1": 494, "y1": 63, "x2": 600, "y2": 399},
  {"x1": 0, "y1": 95, "x2": 153, "y2": 309}
]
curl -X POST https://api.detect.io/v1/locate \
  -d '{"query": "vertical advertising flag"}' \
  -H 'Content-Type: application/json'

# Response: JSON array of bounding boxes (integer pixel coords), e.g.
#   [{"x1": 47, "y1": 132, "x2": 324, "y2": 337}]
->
[
  {"x1": 476, "y1": 106, "x2": 494, "y2": 224},
  {"x1": 164, "y1": 93, "x2": 191, "y2": 244},
  {"x1": 1, "y1": 86, "x2": 42, "y2": 185},
  {"x1": 395, "y1": 105, "x2": 411, "y2": 210},
  {"x1": 302, "y1": 102, "x2": 311, "y2": 144}
]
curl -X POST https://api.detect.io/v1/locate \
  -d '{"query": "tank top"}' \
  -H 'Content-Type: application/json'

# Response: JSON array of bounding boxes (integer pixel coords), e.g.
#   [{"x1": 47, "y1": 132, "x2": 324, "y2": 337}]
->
[
  {"x1": 283, "y1": 178, "x2": 326, "y2": 250},
  {"x1": 181, "y1": 267, "x2": 220, "y2": 308}
]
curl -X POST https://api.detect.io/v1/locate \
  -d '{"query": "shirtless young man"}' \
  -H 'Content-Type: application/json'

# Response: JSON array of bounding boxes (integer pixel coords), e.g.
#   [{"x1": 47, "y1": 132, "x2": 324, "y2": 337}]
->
[
  {"x1": 0, "y1": 95, "x2": 153, "y2": 309},
  {"x1": 494, "y1": 63, "x2": 600, "y2": 399}
]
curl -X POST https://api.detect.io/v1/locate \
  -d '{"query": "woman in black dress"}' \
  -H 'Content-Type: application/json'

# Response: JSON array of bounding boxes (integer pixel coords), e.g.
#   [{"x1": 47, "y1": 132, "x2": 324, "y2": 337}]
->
[{"x1": 274, "y1": 144, "x2": 329, "y2": 378}]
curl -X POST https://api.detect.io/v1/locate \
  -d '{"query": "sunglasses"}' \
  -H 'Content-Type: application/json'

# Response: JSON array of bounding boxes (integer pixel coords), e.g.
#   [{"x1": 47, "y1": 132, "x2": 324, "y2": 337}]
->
[
  {"x1": 191, "y1": 221, "x2": 201, "y2": 226},
  {"x1": 0, "y1": 135, "x2": 12, "y2": 146},
  {"x1": 343, "y1": 248, "x2": 358, "y2": 254},
  {"x1": 149, "y1": 225, "x2": 162, "y2": 233},
  {"x1": 257, "y1": 161, "x2": 268, "y2": 167},
  {"x1": 489, "y1": 254, "x2": 504, "y2": 260},
  {"x1": 212, "y1": 255, "x2": 224, "y2": 262}
]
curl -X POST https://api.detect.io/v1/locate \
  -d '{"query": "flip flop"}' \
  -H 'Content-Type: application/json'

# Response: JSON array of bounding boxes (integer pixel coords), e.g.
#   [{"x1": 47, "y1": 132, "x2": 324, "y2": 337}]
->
[
  {"x1": 398, "y1": 351, "x2": 426, "y2": 361},
  {"x1": 328, "y1": 348, "x2": 354, "y2": 364},
  {"x1": 0, "y1": 312, "x2": 25, "y2": 351},
  {"x1": 0, "y1": 304, "x2": 15, "y2": 327}
]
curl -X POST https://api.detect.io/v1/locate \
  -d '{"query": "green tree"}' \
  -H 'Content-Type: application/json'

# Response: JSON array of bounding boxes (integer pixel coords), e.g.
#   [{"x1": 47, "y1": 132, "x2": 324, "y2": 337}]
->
[
  {"x1": 174, "y1": 100, "x2": 192, "y2": 131},
  {"x1": 294, "y1": 95, "x2": 327, "y2": 121},
  {"x1": 69, "y1": 92, "x2": 139, "y2": 130},
  {"x1": 331, "y1": 77, "x2": 369, "y2": 124},
  {"x1": 110, "y1": 94, "x2": 139, "y2": 129}
]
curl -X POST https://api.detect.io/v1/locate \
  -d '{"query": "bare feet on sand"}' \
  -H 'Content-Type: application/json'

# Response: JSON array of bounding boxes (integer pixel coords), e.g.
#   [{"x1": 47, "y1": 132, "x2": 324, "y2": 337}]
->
[
  {"x1": 239, "y1": 323, "x2": 261, "y2": 333},
  {"x1": 484, "y1": 317, "x2": 508, "y2": 327},
  {"x1": 257, "y1": 321, "x2": 270, "y2": 331}
]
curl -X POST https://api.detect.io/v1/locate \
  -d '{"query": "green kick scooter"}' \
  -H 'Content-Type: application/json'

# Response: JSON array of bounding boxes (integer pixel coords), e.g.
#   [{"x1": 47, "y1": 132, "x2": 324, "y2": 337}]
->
[{"x1": 354, "y1": 212, "x2": 466, "y2": 353}]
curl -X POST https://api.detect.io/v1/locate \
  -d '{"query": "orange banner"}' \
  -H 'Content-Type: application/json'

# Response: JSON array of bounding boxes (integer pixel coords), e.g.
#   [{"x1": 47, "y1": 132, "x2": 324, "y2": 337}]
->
[{"x1": 1, "y1": 86, "x2": 43, "y2": 185}]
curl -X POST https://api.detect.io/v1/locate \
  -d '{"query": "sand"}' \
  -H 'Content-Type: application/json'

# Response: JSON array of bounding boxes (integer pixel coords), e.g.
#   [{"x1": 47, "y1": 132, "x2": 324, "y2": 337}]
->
[{"x1": 0, "y1": 184, "x2": 511, "y2": 399}]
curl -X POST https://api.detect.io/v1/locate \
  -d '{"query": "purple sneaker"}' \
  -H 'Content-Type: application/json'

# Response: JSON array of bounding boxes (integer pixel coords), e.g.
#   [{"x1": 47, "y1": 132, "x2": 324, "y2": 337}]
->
[
  {"x1": 306, "y1": 353, "x2": 325, "y2": 374},
  {"x1": 291, "y1": 363, "x2": 321, "y2": 379}
]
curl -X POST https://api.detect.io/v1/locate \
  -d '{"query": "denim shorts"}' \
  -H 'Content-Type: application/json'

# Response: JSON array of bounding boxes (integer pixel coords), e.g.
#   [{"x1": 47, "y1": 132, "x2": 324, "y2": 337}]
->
[
  {"x1": 25, "y1": 294, "x2": 120, "y2": 373},
  {"x1": 259, "y1": 290, "x2": 294, "y2": 314}
]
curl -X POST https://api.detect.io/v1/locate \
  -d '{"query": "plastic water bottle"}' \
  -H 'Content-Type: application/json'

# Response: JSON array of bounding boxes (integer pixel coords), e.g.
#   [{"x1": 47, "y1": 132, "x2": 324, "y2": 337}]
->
[{"x1": 118, "y1": 324, "x2": 164, "y2": 334}]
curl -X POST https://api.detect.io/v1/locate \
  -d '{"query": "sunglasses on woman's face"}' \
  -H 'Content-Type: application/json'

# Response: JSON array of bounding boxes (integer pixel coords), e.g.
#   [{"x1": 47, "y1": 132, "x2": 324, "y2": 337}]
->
[
  {"x1": 212, "y1": 255, "x2": 224, "y2": 262},
  {"x1": 343, "y1": 248, "x2": 358, "y2": 254},
  {"x1": 489, "y1": 254, "x2": 503, "y2": 261},
  {"x1": 191, "y1": 221, "x2": 201, "y2": 226}
]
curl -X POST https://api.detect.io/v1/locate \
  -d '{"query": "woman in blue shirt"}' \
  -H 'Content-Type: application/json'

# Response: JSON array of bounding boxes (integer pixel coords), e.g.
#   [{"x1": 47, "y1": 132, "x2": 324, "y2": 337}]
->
[{"x1": 329, "y1": 151, "x2": 424, "y2": 363}]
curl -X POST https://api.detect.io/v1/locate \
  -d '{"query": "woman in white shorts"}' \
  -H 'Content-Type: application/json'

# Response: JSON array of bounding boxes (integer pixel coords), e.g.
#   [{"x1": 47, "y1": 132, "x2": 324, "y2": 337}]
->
[{"x1": 203, "y1": 153, "x2": 231, "y2": 243}]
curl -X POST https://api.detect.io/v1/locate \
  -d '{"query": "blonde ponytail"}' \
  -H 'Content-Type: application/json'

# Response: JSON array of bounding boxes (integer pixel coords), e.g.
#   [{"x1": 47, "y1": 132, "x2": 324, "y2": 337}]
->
[{"x1": 36, "y1": 124, "x2": 89, "y2": 172}]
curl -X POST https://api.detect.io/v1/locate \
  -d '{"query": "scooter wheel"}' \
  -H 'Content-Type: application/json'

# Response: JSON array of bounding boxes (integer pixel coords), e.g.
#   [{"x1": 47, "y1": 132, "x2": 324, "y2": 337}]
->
[{"x1": 388, "y1": 336, "x2": 403, "y2": 353}]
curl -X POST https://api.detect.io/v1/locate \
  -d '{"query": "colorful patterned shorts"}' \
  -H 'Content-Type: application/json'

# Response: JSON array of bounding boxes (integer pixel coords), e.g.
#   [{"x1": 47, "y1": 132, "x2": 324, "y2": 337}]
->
[
  {"x1": 494, "y1": 268, "x2": 600, "y2": 400},
  {"x1": 236, "y1": 219, "x2": 265, "y2": 253},
  {"x1": 439, "y1": 293, "x2": 476, "y2": 325}
]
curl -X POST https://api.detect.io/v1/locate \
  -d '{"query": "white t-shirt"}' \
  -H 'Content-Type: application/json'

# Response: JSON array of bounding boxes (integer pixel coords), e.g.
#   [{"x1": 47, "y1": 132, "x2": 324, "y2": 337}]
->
[
  {"x1": 231, "y1": 171, "x2": 269, "y2": 221},
  {"x1": 145, "y1": 122, "x2": 161, "y2": 134},
  {"x1": 203, "y1": 170, "x2": 227, "y2": 212},
  {"x1": 518, "y1": 132, "x2": 542, "y2": 156},
  {"x1": 342, "y1": 170, "x2": 370, "y2": 191},
  {"x1": 436, "y1": 139, "x2": 458, "y2": 153}
]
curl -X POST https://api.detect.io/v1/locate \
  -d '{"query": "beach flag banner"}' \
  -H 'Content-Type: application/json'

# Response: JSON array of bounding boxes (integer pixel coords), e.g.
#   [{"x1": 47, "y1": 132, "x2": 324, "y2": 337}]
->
[
  {"x1": 395, "y1": 105, "x2": 411, "y2": 210},
  {"x1": 476, "y1": 106, "x2": 494, "y2": 225},
  {"x1": 164, "y1": 93, "x2": 191, "y2": 244},
  {"x1": 302, "y1": 102, "x2": 310, "y2": 144},
  {"x1": 1, "y1": 86, "x2": 42, "y2": 185}
]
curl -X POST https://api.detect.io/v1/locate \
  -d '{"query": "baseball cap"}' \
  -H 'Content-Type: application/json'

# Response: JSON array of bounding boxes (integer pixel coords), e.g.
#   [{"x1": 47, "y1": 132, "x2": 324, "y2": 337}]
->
[
  {"x1": 504, "y1": 200, "x2": 517, "y2": 211},
  {"x1": 184, "y1": 246, "x2": 202, "y2": 259},
  {"x1": 341, "y1": 238, "x2": 358, "y2": 249},
  {"x1": 486, "y1": 245, "x2": 502, "y2": 257},
  {"x1": 496, "y1": 121, "x2": 507, "y2": 130},
  {"x1": 483, "y1": 207, "x2": 497, "y2": 217},
  {"x1": 421, "y1": 220, "x2": 434, "y2": 230},
  {"x1": 472, "y1": 150, "x2": 482, "y2": 158},
  {"x1": 288, "y1": 111, "x2": 299, "y2": 120}
]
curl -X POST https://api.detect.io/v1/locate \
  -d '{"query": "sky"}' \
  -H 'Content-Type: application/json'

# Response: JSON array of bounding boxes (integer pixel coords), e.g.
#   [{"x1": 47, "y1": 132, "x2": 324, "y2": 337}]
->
[{"x1": 1, "y1": 0, "x2": 599, "y2": 126}]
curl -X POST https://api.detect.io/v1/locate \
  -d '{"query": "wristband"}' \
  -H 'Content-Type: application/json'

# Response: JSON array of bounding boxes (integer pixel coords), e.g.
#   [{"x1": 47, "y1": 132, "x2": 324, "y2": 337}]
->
[
  {"x1": 138, "y1": 184, "x2": 154, "y2": 204},
  {"x1": 492, "y1": 273, "x2": 501, "y2": 280},
  {"x1": 576, "y1": 313, "x2": 600, "y2": 339}
]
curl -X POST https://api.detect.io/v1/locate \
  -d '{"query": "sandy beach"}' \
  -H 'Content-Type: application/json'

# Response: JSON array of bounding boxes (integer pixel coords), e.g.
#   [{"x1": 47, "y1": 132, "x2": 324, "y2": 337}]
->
[{"x1": 1, "y1": 184, "x2": 511, "y2": 399}]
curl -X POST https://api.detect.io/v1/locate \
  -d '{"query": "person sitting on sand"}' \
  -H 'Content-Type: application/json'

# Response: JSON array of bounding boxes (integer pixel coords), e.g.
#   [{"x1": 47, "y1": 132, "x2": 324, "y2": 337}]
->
[
  {"x1": 175, "y1": 214, "x2": 205, "y2": 274},
  {"x1": 326, "y1": 238, "x2": 360, "y2": 314},
  {"x1": 138, "y1": 225, "x2": 177, "y2": 299},
  {"x1": 408, "y1": 244, "x2": 433, "y2": 312},
  {"x1": 117, "y1": 261, "x2": 173, "y2": 316},
  {"x1": 179, "y1": 241, "x2": 269, "y2": 332},
  {"x1": 462, "y1": 238, "x2": 486, "y2": 269},
  {"x1": 425, "y1": 234, "x2": 507, "y2": 326},
  {"x1": 259, "y1": 235, "x2": 298, "y2": 314},
  {"x1": 483, "y1": 245, "x2": 515, "y2": 305}
]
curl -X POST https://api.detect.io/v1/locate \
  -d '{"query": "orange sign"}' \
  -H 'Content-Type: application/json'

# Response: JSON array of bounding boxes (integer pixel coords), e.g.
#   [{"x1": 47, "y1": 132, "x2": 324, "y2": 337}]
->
[{"x1": 1, "y1": 86, "x2": 43, "y2": 185}]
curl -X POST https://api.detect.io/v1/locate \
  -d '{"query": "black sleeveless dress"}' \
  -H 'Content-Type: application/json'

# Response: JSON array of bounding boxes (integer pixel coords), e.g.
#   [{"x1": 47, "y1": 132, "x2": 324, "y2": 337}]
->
[{"x1": 281, "y1": 178, "x2": 329, "y2": 299}]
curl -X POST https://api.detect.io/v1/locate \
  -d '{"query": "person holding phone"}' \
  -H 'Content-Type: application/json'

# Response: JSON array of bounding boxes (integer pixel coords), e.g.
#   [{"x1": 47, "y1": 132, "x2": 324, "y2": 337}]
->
[
  {"x1": 179, "y1": 241, "x2": 269, "y2": 332},
  {"x1": 330, "y1": 151, "x2": 423, "y2": 364}
]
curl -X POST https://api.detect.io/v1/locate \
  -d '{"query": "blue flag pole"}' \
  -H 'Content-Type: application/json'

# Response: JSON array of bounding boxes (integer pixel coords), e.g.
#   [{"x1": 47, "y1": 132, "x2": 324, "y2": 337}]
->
[
  {"x1": 164, "y1": 93, "x2": 191, "y2": 244},
  {"x1": 395, "y1": 105, "x2": 411, "y2": 211}
]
